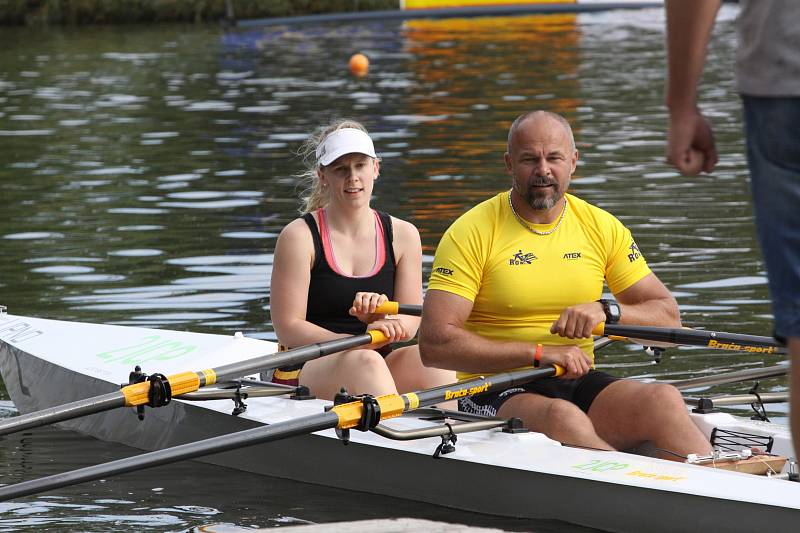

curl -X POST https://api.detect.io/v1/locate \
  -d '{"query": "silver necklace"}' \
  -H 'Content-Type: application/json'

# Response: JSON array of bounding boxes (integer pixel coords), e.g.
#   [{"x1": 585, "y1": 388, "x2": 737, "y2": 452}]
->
[{"x1": 507, "y1": 190, "x2": 567, "y2": 236}]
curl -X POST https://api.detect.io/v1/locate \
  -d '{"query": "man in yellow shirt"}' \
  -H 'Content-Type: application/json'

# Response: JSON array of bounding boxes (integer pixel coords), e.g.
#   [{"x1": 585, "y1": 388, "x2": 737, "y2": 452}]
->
[{"x1": 419, "y1": 111, "x2": 712, "y2": 460}]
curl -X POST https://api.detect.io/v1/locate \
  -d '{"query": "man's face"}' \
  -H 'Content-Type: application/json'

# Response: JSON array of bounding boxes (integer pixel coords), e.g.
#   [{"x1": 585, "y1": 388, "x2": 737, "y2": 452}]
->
[{"x1": 504, "y1": 116, "x2": 578, "y2": 211}]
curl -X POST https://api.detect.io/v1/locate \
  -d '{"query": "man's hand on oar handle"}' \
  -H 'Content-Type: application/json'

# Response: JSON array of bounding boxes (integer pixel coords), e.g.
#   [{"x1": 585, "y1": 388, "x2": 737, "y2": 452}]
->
[
  {"x1": 539, "y1": 345, "x2": 590, "y2": 380},
  {"x1": 549, "y1": 301, "x2": 606, "y2": 339}
]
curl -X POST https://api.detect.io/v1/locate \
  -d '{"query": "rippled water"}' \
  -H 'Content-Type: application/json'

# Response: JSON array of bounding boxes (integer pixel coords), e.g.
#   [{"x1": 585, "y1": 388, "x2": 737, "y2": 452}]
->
[{"x1": 0, "y1": 5, "x2": 786, "y2": 531}]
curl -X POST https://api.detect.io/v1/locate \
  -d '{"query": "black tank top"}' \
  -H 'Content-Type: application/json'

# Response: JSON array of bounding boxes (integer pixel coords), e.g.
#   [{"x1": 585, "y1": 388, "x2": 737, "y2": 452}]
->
[{"x1": 303, "y1": 209, "x2": 396, "y2": 336}]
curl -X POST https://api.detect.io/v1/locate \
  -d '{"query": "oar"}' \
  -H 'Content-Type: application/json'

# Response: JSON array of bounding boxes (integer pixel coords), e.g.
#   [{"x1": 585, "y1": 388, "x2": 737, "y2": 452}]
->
[
  {"x1": 669, "y1": 363, "x2": 789, "y2": 391},
  {"x1": 0, "y1": 330, "x2": 390, "y2": 437},
  {"x1": 592, "y1": 323, "x2": 787, "y2": 355},
  {"x1": 0, "y1": 364, "x2": 564, "y2": 502},
  {"x1": 683, "y1": 391, "x2": 788, "y2": 407},
  {"x1": 381, "y1": 303, "x2": 786, "y2": 356}
]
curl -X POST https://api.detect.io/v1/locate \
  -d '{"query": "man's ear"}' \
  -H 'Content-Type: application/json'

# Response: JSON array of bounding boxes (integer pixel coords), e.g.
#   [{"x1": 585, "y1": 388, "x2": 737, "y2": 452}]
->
[{"x1": 570, "y1": 150, "x2": 579, "y2": 174}]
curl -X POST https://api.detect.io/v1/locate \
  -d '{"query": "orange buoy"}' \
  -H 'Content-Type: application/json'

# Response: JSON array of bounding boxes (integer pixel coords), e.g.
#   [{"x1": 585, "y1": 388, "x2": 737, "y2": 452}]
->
[{"x1": 349, "y1": 53, "x2": 369, "y2": 77}]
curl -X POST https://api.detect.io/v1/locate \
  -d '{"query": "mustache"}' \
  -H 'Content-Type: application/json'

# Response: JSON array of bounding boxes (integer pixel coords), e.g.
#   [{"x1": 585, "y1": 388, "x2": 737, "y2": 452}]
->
[{"x1": 530, "y1": 176, "x2": 558, "y2": 187}]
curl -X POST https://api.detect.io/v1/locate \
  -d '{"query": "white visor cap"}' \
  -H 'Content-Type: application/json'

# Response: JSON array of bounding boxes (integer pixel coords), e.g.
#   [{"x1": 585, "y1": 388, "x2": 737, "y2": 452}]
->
[{"x1": 316, "y1": 128, "x2": 377, "y2": 166}]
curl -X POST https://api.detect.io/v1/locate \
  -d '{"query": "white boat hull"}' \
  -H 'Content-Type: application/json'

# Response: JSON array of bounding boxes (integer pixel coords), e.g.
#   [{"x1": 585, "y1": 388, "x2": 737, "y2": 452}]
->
[{"x1": 1, "y1": 312, "x2": 799, "y2": 532}]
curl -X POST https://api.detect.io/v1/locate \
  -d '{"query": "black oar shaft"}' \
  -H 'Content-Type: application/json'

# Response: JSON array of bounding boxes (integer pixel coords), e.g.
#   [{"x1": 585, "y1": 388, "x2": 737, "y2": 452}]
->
[
  {"x1": 0, "y1": 393, "x2": 125, "y2": 436},
  {"x1": 596, "y1": 323, "x2": 786, "y2": 355},
  {"x1": 0, "y1": 411, "x2": 340, "y2": 502}
]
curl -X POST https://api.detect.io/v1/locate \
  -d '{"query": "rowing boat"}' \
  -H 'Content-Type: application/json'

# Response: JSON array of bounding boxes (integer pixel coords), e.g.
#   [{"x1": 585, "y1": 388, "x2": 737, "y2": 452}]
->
[{"x1": 1, "y1": 310, "x2": 798, "y2": 532}]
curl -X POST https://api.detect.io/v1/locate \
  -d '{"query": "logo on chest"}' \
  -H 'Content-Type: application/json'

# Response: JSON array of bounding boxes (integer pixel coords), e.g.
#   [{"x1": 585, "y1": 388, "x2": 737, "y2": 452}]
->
[{"x1": 509, "y1": 249, "x2": 537, "y2": 266}]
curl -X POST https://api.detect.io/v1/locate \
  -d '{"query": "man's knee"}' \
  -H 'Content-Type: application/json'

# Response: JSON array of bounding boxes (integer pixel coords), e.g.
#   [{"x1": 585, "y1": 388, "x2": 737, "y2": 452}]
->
[
  {"x1": 543, "y1": 397, "x2": 587, "y2": 423},
  {"x1": 641, "y1": 383, "x2": 686, "y2": 414}
]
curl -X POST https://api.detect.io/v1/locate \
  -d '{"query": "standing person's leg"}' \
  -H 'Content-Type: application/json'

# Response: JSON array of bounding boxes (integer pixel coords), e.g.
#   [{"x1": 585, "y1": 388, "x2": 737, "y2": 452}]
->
[
  {"x1": 792, "y1": 339, "x2": 800, "y2": 459},
  {"x1": 743, "y1": 95, "x2": 800, "y2": 459}
]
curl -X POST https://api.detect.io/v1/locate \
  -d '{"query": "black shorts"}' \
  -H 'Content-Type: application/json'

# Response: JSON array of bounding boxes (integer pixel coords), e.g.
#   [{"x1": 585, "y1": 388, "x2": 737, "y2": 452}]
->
[{"x1": 458, "y1": 370, "x2": 619, "y2": 418}]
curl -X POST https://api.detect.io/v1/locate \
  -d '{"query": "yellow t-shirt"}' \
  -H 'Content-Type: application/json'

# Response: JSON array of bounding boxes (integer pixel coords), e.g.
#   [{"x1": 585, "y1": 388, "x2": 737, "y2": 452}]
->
[{"x1": 428, "y1": 191, "x2": 651, "y2": 380}]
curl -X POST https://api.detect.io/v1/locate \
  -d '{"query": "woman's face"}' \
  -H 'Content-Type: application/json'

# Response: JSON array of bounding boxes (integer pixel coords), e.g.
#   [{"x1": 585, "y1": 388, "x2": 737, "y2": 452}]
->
[{"x1": 319, "y1": 153, "x2": 379, "y2": 208}]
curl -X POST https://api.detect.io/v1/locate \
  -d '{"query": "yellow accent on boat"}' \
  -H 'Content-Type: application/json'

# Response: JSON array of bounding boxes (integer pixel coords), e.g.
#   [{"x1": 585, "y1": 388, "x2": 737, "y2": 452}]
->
[
  {"x1": 331, "y1": 400, "x2": 367, "y2": 429},
  {"x1": 332, "y1": 394, "x2": 409, "y2": 429},
  {"x1": 404, "y1": 392, "x2": 420, "y2": 410},
  {"x1": 201, "y1": 368, "x2": 217, "y2": 386},
  {"x1": 376, "y1": 394, "x2": 407, "y2": 419},
  {"x1": 121, "y1": 371, "x2": 203, "y2": 406},
  {"x1": 165, "y1": 371, "x2": 202, "y2": 396},
  {"x1": 121, "y1": 380, "x2": 153, "y2": 407}
]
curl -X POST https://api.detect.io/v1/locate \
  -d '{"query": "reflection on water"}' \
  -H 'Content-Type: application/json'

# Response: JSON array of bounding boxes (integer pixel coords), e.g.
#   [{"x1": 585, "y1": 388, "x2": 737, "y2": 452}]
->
[{"x1": 0, "y1": 4, "x2": 786, "y2": 531}]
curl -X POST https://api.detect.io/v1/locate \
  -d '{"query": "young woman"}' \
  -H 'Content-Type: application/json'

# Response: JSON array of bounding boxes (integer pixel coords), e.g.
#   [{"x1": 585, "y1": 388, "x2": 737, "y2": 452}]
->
[{"x1": 269, "y1": 119, "x2": 454, "y2": 400}]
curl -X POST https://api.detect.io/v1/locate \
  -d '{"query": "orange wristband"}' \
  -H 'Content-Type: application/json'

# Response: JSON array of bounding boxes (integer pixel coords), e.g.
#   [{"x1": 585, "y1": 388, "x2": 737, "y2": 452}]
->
[{"x1": 533, "y1": 343, "x2": 543, "y2": 367}]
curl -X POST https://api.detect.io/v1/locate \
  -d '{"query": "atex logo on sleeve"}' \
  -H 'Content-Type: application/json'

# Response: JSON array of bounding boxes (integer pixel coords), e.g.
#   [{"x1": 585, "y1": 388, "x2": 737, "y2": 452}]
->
[
  {"x1": 433, "y1": 266, "x2": 454, "y2": 276},
  {"x1": 628, "y1": 242, "x2": 642, "y2": 262}
]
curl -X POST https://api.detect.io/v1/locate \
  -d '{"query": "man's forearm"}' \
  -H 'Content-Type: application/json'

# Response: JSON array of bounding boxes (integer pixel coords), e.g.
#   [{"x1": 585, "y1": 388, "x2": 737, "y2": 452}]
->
[
  {"x1": 419, "y1": 323, "x2": 536, "y2": 373},
  {"x1": 620, "y1": 296, "x2": 681, "y2": 328}
]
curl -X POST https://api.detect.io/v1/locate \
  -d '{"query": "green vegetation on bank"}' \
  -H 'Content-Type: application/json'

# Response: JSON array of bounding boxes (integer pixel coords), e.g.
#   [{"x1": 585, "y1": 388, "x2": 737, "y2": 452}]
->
[{"x1": 0, "y1": 0, "x2": 398, "y2": 25}]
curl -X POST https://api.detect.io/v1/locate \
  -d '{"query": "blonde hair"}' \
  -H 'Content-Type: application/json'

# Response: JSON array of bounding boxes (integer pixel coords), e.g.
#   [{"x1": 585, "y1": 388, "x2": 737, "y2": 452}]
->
[{"x1": 296, "y1": 119, "x2": 371, "y2": 214}]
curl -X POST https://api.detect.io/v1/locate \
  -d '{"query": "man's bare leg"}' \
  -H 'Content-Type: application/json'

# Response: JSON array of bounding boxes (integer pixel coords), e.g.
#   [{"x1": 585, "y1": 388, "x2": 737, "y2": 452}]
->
[
  {"x1": 588, "y1": 380, "x2": 713, "y2": 461},
  {"x1": 498, "y1": 392, "x2": 613, "y2": 450}
]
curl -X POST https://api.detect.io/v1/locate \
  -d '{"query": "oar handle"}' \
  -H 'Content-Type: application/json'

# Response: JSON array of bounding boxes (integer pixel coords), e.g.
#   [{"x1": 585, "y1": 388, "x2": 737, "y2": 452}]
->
[{"x1": 371, "y1": 301, "x2": 423, "y2": 316}]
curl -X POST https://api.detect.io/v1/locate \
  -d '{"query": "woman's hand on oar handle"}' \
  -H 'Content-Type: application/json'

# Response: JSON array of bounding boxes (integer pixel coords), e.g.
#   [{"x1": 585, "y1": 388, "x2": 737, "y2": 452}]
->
[
  {"x1": 365, "y1": 327, "x2": 391, "y2": 349},
  {"x1": 350, "y1": 292, "x2": 391, "y2": 324},
  {"x1": 366, "y1": 319, "x2": 409, "y2": 347},
  {"x1": 540, "y1": 345, "x2": 591, "y2": 380}
]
